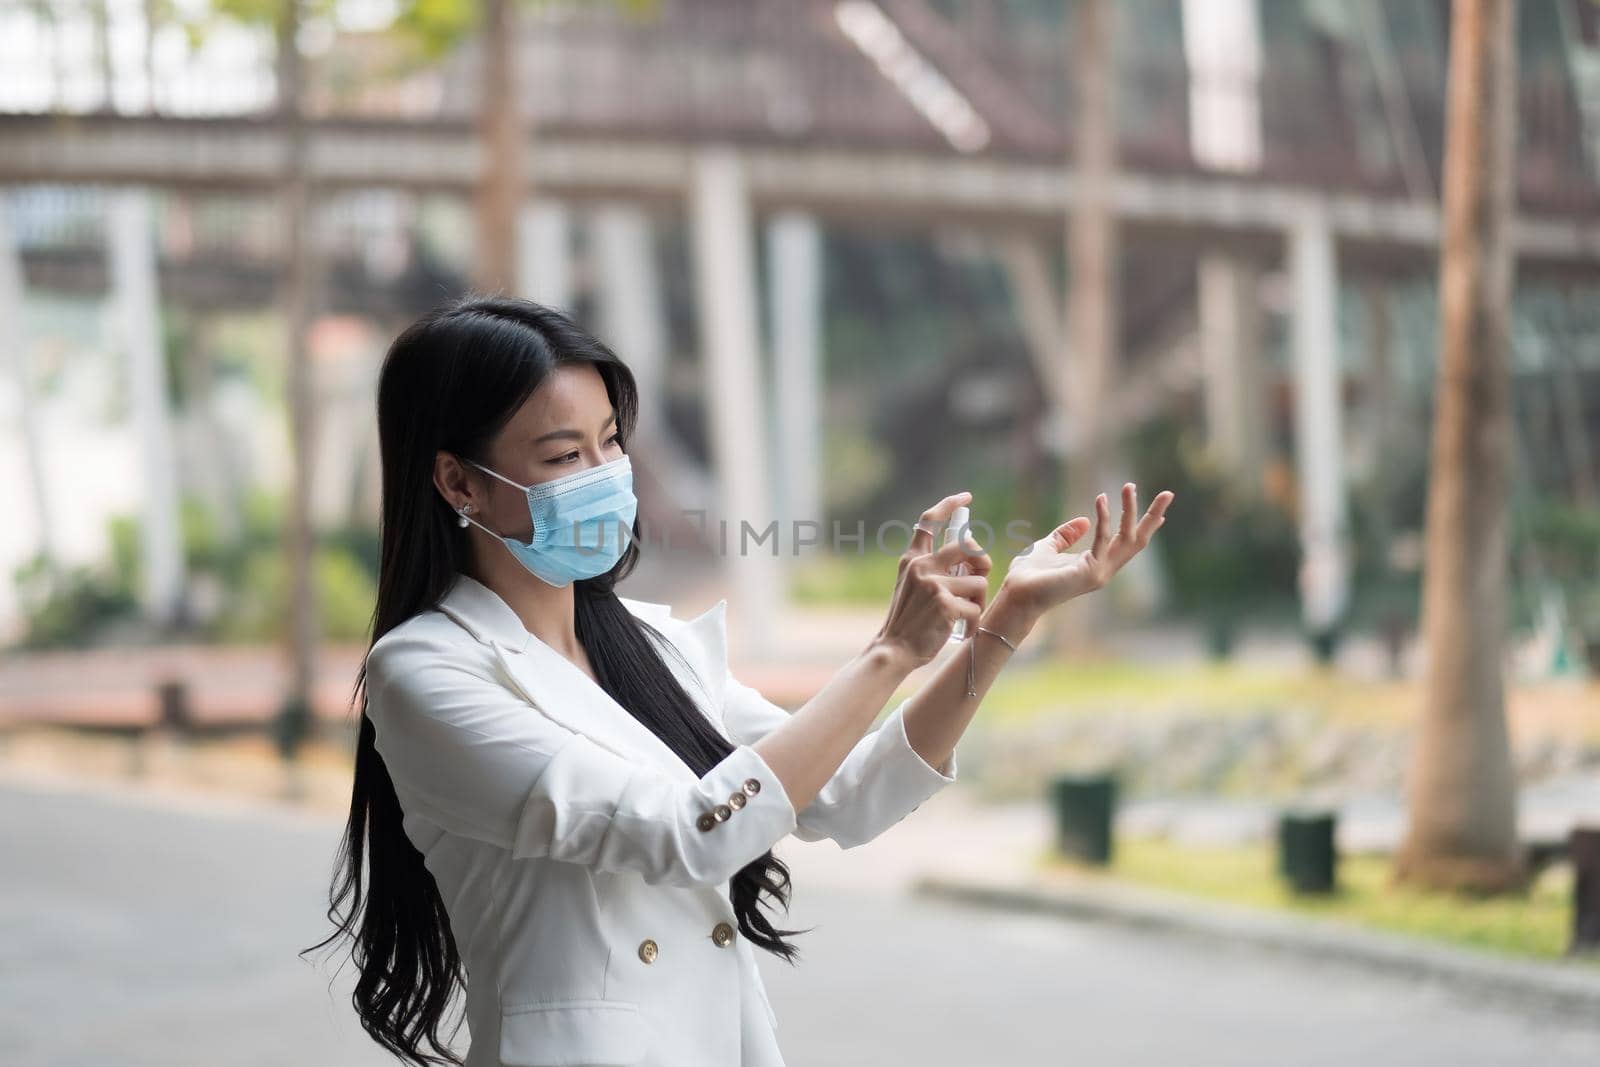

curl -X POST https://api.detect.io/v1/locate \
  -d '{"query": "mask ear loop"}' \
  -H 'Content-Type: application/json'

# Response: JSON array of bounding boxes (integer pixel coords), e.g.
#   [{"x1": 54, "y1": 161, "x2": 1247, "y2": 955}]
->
[
  {"x1": 468, "y1": 459, "x2": 533, "y2": 493},
  {"x1": 456, "y1": 504, "x2": 510, "y2": 543},
  {"x1": 458, "y1": 462, "x2": 530, "y2": 545}
]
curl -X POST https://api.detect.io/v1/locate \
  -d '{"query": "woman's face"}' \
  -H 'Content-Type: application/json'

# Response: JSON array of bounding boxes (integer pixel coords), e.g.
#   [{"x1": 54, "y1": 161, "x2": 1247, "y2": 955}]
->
[{"x1": 475, "y1": 363, "x2": 625, "y2": 538}]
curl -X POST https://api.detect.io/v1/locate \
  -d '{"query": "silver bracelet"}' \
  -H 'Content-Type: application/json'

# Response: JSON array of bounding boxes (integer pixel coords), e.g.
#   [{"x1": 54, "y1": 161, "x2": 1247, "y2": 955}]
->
[
  {"x1": 976, "y1": 624, "x2": 1019, "y2": 651},
  {"x1": 966, "y1": 624, "x2": 1019, "y2": 696}
]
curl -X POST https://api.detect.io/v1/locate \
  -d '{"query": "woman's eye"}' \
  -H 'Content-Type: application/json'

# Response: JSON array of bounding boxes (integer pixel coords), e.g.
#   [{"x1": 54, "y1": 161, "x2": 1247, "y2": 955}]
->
[{"x1": 552, "y1": 434, "x2": 622, "y2": 464}]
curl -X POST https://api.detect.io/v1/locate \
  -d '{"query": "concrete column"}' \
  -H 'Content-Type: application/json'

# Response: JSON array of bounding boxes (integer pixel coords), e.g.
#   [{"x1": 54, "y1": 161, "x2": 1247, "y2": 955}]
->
[
  {"x1": 689, "y1": 147, "x2": 782, "y2": 657},
  {"x1": 310, "y1": 336, "x2": 379, "y2": 530},
  {"x1": 592, "y1": 204, "x2": 719, "y2": 525},
  {"x1": 1186, "y1": 0, "x2": 1268, "y2": 488},
  {"x1": 1288, "y1": 203, "x2": 1350, "y2": 637},
  {"x1": 765, "y1": 210, "x2": 823, "y2": 562},
  {"x1": 1197, "y1": 254, "x2": 1267, "y2": 485},
  {"x1": 517, "y1": 199, "x2": 573, "y2": 311},
  {"x1": 1181, "y1": 0, "x2": 1263, "y2": 171},
  {"x1": 108, "y1": 188, "x2": 186, "y2": 628},
  {"x1": 593, "y1": 205, "x2": 666, "y2": 421}
]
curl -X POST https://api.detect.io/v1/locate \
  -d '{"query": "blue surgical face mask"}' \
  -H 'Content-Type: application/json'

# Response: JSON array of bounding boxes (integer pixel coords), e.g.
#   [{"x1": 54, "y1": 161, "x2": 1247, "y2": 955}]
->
[{"x1": 461, "y1": 453, "x2": 638, "y2": 588}]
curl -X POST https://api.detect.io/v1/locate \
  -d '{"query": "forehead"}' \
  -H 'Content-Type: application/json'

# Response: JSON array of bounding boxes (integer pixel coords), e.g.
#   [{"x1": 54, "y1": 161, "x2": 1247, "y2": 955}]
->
[{"x1": 502, "y1": 363, "x2": 613, "y2": 438}]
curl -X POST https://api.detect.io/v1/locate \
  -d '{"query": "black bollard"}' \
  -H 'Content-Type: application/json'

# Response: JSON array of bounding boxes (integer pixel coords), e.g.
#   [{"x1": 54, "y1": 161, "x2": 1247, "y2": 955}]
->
[
  {"x1": 1571, "y1": 826, "x2": 1600, "y2": 956},
  {"x1": 1049, "y1": 772, "x2": 1117, "y2": 866},
  {"x1": 156, "y1": 678, "x2": 191, "y2": 733},
  {"x1": 1278, "y1": 809, "x2": 1338, "y2": 895}
]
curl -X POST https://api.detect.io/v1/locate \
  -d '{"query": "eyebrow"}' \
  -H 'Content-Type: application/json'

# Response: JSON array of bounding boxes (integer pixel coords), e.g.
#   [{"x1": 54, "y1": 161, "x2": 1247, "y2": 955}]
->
[{"x1": 531, "y1": 411, "x2": 618, "y2": 446}]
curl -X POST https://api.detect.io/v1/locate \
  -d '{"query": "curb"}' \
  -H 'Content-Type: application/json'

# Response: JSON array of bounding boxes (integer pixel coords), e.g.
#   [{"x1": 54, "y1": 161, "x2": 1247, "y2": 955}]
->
[{"x1": 912, "y1": 874, "x2": 1600, "y2": 1020}]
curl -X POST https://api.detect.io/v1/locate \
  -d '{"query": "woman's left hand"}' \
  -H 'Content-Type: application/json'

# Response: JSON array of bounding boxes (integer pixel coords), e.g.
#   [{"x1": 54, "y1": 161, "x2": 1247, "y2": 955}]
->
[{"x1": 997, "y1": 483, "x2": 1175, "y2": 620}]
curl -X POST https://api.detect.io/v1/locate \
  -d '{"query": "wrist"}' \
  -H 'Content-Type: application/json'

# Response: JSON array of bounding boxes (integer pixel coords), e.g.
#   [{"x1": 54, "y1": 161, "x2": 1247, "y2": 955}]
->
[
  {"x1": 981, "y1": 592, "x2": 1040, "y2": 647},
  {"x1": 860, "y1": 633, "x2": 922, "y2": 678}
]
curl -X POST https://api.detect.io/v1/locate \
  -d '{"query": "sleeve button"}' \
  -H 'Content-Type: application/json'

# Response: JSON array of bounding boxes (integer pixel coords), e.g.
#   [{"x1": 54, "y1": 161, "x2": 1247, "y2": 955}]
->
[
  {"x1": 727, "y1": 792, "x2": 747, "y2": 810},
  {"x1": 712, "y1": 803, "x2": 733, "y2": 822},
  {"x1": 741, "y1": 778, "x2": 762, "y2": 796},
  {"x1": 696, "y1": 812, "x2": 717, "y2": 832}
]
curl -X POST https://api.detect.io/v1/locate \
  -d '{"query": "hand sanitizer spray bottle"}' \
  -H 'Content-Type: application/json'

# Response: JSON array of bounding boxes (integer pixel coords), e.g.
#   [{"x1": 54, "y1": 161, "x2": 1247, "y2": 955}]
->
[{"x1": 945, "y1": 504, "x2": 971, "y2": 642}]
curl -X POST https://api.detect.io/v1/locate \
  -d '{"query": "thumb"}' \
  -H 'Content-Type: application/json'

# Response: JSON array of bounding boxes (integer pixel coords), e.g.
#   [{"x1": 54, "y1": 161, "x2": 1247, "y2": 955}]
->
[{"x1": 1048, "y1": 517, "x2": 1092, "y2": 552}]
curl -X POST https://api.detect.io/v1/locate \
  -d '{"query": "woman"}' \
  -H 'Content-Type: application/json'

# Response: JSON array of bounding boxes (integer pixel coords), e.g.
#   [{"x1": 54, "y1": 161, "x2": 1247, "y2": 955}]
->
[{"x1": 308, "y1": 294, "x2": 1173, "y2": 1067}]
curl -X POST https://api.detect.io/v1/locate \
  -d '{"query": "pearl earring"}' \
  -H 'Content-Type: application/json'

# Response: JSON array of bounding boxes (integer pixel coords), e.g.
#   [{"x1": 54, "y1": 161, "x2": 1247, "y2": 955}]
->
[{"x1": 457, "y1": 503, "x2": 474, "y2": 527}]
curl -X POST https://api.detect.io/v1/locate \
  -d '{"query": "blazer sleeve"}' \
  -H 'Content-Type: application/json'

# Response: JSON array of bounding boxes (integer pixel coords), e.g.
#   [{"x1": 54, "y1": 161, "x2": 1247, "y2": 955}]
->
[
  {"x1": 363, "y1": 629, "x2": 800, "y2": 889},
  {"x1": 721, "y1": 674, "x2": 958, "y2": 850},
  {"x1": 663, "y1": 598, "x2": 958, "y2": 851}
]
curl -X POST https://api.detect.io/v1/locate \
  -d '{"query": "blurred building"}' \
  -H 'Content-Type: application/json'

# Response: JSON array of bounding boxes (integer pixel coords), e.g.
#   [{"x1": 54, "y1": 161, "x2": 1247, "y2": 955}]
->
[{"x1": 1, "y1": 0, "x2": 1596, "y2": 647}]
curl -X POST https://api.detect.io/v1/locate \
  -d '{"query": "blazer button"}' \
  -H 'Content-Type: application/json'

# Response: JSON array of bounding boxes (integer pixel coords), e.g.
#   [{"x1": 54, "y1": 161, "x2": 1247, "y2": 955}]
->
[
  {"x1": 711, "y1": 922, "x2": 735, "y2": 948},
  {"x1": 713, "y1": 803, "x2": 733, "y2": 822},
  {"x1": 742, "y1": 778, "x2": 762, "y2": 796},
  {"x1": 727, "y1": 792, "x2": 747, "y2": 810},
  {"x1": 638, "y1": 939, "x2": 659, "y2": 964},
  {"x1": 696, "y1": 812, "x2": 717, "y2": 832}
]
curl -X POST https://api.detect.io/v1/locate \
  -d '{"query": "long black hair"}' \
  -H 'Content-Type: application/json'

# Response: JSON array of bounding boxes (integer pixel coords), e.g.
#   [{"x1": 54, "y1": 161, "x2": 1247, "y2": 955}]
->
[{"x1": 302, "y1": 293, "x2": 809, "y2": 1066}]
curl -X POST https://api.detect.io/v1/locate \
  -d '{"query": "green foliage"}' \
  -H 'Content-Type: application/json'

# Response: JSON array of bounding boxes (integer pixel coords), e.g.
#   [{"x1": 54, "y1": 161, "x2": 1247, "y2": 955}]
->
[
  {"x1": 789, "y1": 550, "x2": 905, "y2": 607},
  {"x1": 204, "y1": 489, "x2": 378, "y2": 643},
  {"x1": 1125, "y1": 416, "x2": 1302, "y2": 638},
  {"x1": 1517, "y1": 499, "x2": 1600, "y2": 586},
  {"x1": 1511, "y1": 498, "x2": 1600, "y2": 653},
  {"x1": 392, "y1": 0, "x2": 482, "y2": 59},
  {"x1": 10, "y1": 490, "x2": 380, "y2": 650},
  {"x1": 11, "y1": 552, "x2": 141, "y2": 650},
  {"x1": 1340, "y1": 478, "x2": 1422, "y2": 635},
  {"x1": 11, "y1": 510, "x2": 152, "y2": 649},
  {"x1": 389, "y1": 0, "x2": 663, "y2": 66},
  {"x1": 818, "y1": 427, "x2": 895, "y2": 520}
]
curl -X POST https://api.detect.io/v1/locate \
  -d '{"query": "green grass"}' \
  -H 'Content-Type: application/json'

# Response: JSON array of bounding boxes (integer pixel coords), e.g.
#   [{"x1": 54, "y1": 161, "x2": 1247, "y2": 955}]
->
[
  {"x1": 789, "y1": 551, "x2": 906, "y2": 606},
  {"x1": 1038, "y1": 836, "x2": 1590, "y2": 964}
]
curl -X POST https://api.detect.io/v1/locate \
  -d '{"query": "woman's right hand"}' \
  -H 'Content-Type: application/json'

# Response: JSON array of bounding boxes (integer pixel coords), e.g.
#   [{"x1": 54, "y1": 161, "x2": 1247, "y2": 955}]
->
[{"x1": 872, "y1": 492, "x2": 993, "y2": 668}]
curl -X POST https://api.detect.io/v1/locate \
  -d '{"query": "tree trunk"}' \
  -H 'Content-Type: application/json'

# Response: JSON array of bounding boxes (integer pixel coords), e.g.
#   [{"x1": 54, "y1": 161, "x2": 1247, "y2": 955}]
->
[
  {"x1": 474, "y1": 0, "x2": 521, "y2": 294},
  {"x1": 1055, "y1": 0, "x2": 1119, "y2": 656},
  {"x1": 277, "y1": 0, "x2": 319, "y2": 767},
  {"x1": 1393, "y1": 0, "x2": 1524, "y2": 894}
]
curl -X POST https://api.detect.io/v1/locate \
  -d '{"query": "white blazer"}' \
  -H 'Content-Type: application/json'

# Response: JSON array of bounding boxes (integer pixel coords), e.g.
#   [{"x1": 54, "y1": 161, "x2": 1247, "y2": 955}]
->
[{"x1": 362, "y1": 572, "x2": 958, "y2": 1067}]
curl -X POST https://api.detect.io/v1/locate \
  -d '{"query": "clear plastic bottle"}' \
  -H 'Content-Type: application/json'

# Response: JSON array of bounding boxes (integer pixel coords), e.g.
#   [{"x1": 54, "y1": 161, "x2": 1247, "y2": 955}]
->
[{"x1": 945, "y1": 504, "x2": 971, "y2": 642}]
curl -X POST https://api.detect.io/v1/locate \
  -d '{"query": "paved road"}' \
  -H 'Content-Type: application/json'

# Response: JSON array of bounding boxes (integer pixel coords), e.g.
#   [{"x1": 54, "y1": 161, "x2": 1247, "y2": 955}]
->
[{"x1": 3, "y1": 775, "x2": 1598, "y2": 1066}]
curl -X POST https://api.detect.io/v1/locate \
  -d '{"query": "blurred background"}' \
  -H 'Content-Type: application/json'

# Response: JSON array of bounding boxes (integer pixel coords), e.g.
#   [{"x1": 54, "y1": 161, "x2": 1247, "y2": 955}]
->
[{"x1": 2, "y1": 1, "x2": 1599, "y2": 1064}]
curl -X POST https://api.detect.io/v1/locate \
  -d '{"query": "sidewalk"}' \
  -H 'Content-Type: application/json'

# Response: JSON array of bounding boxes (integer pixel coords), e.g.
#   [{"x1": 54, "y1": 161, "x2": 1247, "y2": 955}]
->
[{"x1": 800, "y1": 786, "x2": 1600, "y2": 1020}]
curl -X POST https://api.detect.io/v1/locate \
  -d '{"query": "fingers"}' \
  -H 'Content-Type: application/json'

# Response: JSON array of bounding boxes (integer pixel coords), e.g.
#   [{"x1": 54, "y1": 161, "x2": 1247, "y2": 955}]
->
[
  {"x1": 940, "y1": 578, "x2": 988, "y2": 629},
  {"x1": 935, "y1": 573, "x2": 990, "y2": 603},
  {"x1": 1069, "y1": 484, "x2": 1178, "y2": 570},
  {"x1": 1090, "y1": 492, "x2": 1111, "y2": 559},
  {"x1": 908, "y1": 490, "x2": 973, "y2": 557},
  {"x1": 1134, "y1": 489, "x2": 1175, "y2": 545},
  {"x1": 928, "y1": 530, "x2": 992, "y2": 578}
]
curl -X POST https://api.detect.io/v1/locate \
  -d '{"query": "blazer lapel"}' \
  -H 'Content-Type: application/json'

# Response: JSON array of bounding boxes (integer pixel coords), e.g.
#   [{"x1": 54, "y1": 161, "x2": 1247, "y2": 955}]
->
[{"x1": 434, "y1": 573, "x2": 724, "y2": 783}]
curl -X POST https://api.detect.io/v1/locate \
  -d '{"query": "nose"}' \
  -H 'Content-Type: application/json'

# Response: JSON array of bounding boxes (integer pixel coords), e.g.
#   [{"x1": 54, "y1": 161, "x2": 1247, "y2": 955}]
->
[{"x1": 584, "y1": 440, "x2": 627, "y2": 470}]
